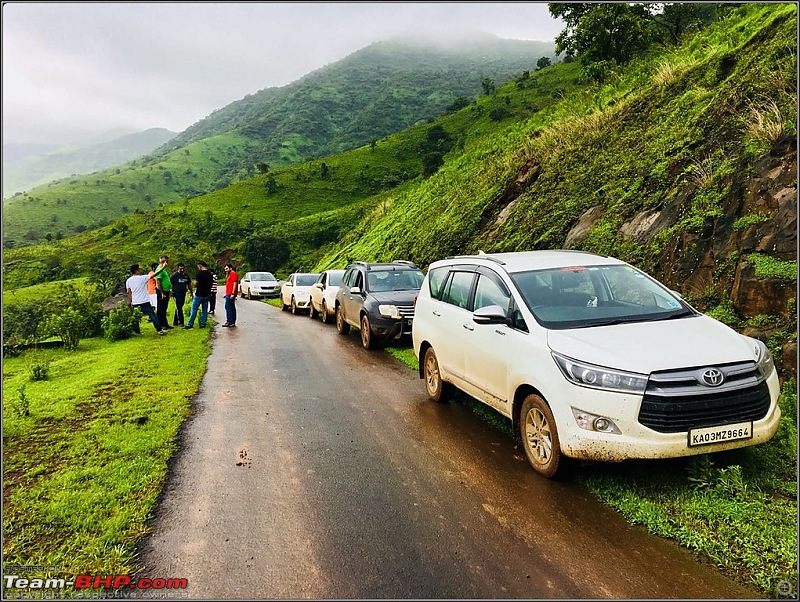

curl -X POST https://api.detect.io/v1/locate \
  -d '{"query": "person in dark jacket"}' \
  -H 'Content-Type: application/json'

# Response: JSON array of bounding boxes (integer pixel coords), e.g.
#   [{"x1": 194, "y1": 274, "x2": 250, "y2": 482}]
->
[
  {"x1": 170, "y1": 263, "x2": 193, "y2": 326},
  {"x1": 185, "y1": 262, "x2": 213, "y2": 329}
]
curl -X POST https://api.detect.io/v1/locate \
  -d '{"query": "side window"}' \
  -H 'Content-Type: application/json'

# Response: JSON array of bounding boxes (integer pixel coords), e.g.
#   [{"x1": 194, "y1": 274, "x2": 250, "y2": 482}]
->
[
  {"x1": 473, "y1": 274, "x2": 510, "y2": 312},
  {"x1": 441, "y1": 271, "x2": 475, "y2": 310},
  {"x1": 354, "y1": 271, "x2": 364, "y2": 290},
  {"x1": 343, "y1": 269, "x2": 355, "y2": 288},
  {"x1": 428, "y1": 267, "x2": 449, "y2": 300}
]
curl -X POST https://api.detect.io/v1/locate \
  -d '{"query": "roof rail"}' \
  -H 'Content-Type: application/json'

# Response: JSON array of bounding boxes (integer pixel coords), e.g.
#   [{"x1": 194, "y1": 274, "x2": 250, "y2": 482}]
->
[
  {"x1": 444, "y1": 253, "x2": 506, "y2": 265},
  {"x1": 392, "y1": 260, "x2": 417, "y2": 268}
]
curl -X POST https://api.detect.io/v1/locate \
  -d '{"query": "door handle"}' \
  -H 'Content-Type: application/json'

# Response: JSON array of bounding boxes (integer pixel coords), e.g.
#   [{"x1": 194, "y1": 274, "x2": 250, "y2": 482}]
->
[
  {"x1": 462, "y1": 323, "x2": 474, "y2": 331},
  {"x1": 432, "y1": 310, "x2": 441, "y2": 317}
]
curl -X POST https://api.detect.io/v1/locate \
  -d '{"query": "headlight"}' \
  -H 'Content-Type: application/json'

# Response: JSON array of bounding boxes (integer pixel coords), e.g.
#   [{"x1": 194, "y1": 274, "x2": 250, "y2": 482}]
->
[
  {"x1": 379, "y1": 304, "x2": 400, "y2": 319},
  {"x1": 754, "y1": 339, "x2": 775, "y2": 378},
  {"x1": 552, "y1": 352, "x2": 647, "y2": 394}
]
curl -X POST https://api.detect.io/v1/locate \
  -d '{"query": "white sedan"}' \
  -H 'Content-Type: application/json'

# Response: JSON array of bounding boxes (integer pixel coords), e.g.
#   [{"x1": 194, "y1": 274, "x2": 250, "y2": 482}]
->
[
  {"x1": 309, "y1": 269, "x2": 345, "y2": 324},
  {"x1": 280, "y1": 273, "x2": 320, "y2": 314}
]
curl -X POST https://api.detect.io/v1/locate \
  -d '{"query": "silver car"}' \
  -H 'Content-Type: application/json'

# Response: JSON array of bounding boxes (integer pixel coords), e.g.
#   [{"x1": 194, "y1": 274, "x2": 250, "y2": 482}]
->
[{"x1": 241, "y1": 272, "x2": 281, "y2": 299}]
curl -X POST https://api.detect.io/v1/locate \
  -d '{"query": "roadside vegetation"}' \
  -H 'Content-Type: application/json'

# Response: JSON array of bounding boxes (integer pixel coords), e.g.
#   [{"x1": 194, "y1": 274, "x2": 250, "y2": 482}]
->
[
  {"x1": 2, "y1": 3, "x2": 796, "y2": 596},
  {"x1": 2, "y1": 328, "x2": 212, "y2": 579}
]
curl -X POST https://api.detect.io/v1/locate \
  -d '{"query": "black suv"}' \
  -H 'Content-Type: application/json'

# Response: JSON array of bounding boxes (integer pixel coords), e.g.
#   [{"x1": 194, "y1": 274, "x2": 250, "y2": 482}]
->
[{"x1": 335, "y1": 261, "x2": 425, "y2": 349}]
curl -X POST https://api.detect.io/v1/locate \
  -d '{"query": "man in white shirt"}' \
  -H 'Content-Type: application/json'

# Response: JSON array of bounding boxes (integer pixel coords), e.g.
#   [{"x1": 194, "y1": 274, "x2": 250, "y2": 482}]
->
[{"x1": 126, "y1": 264, "x2": 166, "y2": 335}]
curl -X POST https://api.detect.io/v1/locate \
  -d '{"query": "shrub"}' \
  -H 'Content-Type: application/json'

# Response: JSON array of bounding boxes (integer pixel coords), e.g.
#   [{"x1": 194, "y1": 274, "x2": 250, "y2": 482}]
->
[
  {"x1": 43, "y1": 307, "x2": 84, "y2": 351},
  {"x1": 27, "y1": 356, "x2": 52, "y2": 381},
  {"x1": 102, "y1": 303, "x2": 143, "y2": 341}
]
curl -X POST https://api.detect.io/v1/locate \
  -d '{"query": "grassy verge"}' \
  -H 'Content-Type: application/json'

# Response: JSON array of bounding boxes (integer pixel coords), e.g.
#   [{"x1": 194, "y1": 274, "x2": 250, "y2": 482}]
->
[
  {"x1": 264, "y1": 297, "x2": 283, "y2": 308},
  {"x1": 384, "y1": 345, "x2": 798, "y2": 595},
  {"x1": 2, "y1": 325, "x2": 213, "y2": 581}
]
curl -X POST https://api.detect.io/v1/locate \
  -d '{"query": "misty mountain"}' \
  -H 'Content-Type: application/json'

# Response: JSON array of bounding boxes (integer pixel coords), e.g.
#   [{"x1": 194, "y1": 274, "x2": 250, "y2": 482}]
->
[
  {"x1": 2, "y1": 128, "x2": 178, "y2": 199},
  {"x1": 161, "y1": 33, "x2": 556, "y2": 161},
  {"x1": 3, "y1": 32, "x2": 554, "y2": 243}
]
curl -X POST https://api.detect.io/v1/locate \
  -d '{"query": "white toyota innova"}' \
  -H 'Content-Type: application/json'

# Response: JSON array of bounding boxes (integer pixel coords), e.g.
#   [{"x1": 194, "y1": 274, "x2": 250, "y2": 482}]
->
[{"x1": 412, "y1": 250, "x2": 781, "y2": 478}]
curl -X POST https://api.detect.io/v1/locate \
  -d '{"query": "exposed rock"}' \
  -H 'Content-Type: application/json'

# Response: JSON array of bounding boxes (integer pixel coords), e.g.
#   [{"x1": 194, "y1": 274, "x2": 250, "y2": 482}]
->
[
  {"x1": 102, "y1": 293, "x2": 128, "y2": 312},
  {"x1": 564, "y1": 205, "x2": 604, "y2": 248},
  {"x1": 781, "y1": 341, "x2": 797, "y2": 381},
  {"x1": 620, "y1": 208, "x2": 663, "y2": 240},
  {"x1": 731, "y1": 260, "x2": 795, "y2": 319}
]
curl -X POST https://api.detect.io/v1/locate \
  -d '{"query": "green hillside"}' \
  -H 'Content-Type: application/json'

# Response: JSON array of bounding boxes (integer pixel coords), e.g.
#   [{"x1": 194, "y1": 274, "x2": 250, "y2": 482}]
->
[
  {"x1": 2, "y1": 128, "x2": 177, "y2": 199},
  {"x1": 2, "y1": 35, "x2": 554, "y2": 247},
  {"x1": 2, "y1": 6, "x2": 797, "y2": 594}
]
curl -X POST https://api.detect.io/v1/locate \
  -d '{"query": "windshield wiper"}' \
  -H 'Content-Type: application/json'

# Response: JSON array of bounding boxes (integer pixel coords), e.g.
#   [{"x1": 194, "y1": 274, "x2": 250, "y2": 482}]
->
[{"x1": 647, "y1": 309, "x2": 694, "y2": 322}]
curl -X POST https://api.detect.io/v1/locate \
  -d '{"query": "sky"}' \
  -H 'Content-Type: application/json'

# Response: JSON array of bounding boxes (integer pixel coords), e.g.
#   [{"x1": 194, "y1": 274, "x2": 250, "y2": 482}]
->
[{"x1": 1, "y1": 2, "x2": 565, "y2": 148}]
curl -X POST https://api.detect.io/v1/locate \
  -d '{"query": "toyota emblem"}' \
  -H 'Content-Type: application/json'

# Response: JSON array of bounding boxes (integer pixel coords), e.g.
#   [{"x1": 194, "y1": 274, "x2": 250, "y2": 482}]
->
[{"x1": 700, "y1": 368, "x2": 725, "y2": 387}]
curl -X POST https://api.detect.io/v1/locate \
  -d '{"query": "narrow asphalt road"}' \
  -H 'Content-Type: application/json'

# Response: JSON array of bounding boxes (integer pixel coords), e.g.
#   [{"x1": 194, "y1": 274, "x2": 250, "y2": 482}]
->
[{"x1": 138, "y1": 298, "x2": 761, "y2": 599}]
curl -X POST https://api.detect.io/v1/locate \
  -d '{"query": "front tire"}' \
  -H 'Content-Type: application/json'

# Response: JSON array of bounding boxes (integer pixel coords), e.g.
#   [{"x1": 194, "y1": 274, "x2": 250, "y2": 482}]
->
[
  {"x1": 291, "y1": 297, "x2": 298, "y2": 314},
  {"x1": 309, "y1": 302, "x2": 318, "y2": 319},
  {"x1": 360, "y1": 315, "x2": 379, "y2": 350},
  {"x1": 336, "y1": 306, "x2": 350, "y2": 335},
  {"x1": 423, "y1": 347, "x2": 452, "y2": 402},
  {"x1": 321, "y1": 301, "x2": 332, "y2": 324},
  {"x1": 519, "y1": 394, "x2": 573, "y2": 479}
]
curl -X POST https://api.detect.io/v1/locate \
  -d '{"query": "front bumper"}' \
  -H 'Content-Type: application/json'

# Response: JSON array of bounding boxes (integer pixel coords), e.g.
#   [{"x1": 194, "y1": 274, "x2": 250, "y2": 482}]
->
[
  {"x1": 546, "y1": 369, "x2": 782, "y2": 462},
  {"x1": 370, "y1": 315, "x2": 413, "y2": 340}
]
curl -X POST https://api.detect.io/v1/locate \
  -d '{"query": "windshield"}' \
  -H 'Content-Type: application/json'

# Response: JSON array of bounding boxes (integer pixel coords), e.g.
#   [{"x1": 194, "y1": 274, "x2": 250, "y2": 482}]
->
[
  {"x1": 510, "y1": 264, "x2": 693, "y2": 329},
  {"x1": 251, "y1": 273, "x2": 275, "y2": 281},
  {"x1": 366, "y1": 269, "x2": 424, "y2": 292},
  {"x1": 295, "y1": 274, "x2": 319, "y2": 286},
  {"x1": 327, "y1": 271, "x2": 344, "y2": 287}
]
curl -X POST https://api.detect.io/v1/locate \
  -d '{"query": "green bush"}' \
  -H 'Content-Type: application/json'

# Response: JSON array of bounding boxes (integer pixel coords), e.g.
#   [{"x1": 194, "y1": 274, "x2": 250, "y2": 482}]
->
[
  {"x1": 102, "y1": 303, "x2": 143, "y2": 341},
  {"x1": 44, "y1": 307, "x2": 85, "y2": 351}
]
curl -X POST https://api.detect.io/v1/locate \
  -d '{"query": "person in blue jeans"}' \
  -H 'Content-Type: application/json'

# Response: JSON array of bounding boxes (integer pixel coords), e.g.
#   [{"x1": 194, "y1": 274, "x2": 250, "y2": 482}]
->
[
  {"x1": 222, "y1": 263, "x2": 239, "y2": 327},
  {"x1": 184, "y1": 261, "x2": 214, "y2": 329},
  {"x1": 126, "y1": 264, "x2": 166, "y2": 335}
]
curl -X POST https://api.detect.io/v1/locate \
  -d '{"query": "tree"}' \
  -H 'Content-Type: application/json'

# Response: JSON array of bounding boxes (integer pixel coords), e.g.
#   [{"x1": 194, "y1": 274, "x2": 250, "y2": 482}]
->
[
  {"x1": 242, "y1": 235, "x2": 291, "y2": 271},
  {"x1": 548, "y1": 3, "x2": 653, "y2": 65},
  {"x1": 422, "y1": 152, "x2": 444, "y2": 177},
  {"x1": 536, "y1": 56, "x2": 552, "y2": 70},
  {"x1": 256, "y1": 162, "x2": 270, "y2": 174},
  {"x1": 481, "y1": 78, "x2": 496, "y2": 95}
]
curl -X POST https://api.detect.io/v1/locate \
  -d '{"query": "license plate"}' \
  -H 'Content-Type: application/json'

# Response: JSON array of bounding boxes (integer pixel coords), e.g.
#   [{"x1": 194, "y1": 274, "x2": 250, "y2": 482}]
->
[{"x1": 688, "y1": 421, "x2": 753, "y2": 447}]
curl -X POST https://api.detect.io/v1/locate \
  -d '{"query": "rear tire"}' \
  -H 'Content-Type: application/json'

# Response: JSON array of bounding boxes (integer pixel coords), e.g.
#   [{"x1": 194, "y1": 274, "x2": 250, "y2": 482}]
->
[
  {"x1": 336, "y1": 306, "x2": 350, "y2": 335},
  {"x1": 423, "y1": 347, "x2": 452, "y2": 402},
  {"x1": 519, "y1": 394, "x2": 574, "y2": 479},
  {"x1": 309, "y1": 303, "x2": 318, "y2": 319},
  {"x1": 281, "y1": 296, "x2": 288, "y2": 311}
]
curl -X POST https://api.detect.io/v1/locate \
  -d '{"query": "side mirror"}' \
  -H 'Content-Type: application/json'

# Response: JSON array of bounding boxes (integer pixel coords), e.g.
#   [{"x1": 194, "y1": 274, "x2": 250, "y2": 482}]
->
[
  {"x1": 350, "y1": 286, "x2": 362, "y2": 295},
  {"x1": 473, "y1": 305, "x2": 508, "y2": 325},
  {"x1": 285, "y1": 282, "x2": 293, "y2": 288}
]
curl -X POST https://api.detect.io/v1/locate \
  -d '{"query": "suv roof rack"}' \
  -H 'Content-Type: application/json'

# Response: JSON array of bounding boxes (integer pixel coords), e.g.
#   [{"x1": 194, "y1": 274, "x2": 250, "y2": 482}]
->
[
  {"x1": 349, "y1": 260, "x2": 418, "y2": 271},
  {"x1": 444, "y1": 253, "x2": 506, "y2": 266}
]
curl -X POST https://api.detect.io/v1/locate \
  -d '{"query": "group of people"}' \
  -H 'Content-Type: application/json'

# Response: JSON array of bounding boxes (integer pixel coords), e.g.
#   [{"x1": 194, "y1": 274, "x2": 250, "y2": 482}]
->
[{"x1": 125, "y1": 256, "x2": 241, "y2": 335}]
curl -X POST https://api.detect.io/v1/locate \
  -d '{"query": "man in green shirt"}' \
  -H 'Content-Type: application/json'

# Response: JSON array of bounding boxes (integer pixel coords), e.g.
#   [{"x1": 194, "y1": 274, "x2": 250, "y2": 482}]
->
[{"x1": 154, "y1": 255, "x2": 174, "y2": 330}]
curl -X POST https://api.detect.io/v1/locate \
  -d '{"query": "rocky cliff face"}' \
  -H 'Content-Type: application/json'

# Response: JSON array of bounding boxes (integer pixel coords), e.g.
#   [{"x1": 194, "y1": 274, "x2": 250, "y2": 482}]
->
[{"x1": 564, "y1": 134, "x2": 797, "y2": 380}]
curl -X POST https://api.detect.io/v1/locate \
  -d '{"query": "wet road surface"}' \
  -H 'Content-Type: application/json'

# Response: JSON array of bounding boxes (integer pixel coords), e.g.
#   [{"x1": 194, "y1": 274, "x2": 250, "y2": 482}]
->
[{"x1": 138, "y1": 298, "x2": 762, "y2": 599}]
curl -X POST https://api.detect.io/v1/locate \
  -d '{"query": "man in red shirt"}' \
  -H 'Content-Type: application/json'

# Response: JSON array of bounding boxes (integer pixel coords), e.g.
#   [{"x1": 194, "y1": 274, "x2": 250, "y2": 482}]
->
[{"x1": 222, "y1": 263, "x2": 239, "y2": 327}]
